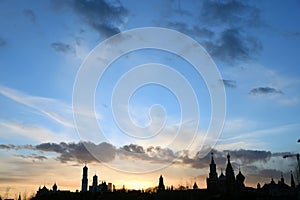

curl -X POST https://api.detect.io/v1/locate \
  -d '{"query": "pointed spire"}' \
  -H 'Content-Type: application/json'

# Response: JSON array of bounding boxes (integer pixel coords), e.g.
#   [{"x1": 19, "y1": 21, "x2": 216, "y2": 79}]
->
[
  {"x1": 227, "y1": 153, "x2": 231, "y2": 162},
  {"x1": 270, "y1": 177, "x2": 275, "y2": 184},
  {"x1": 281, "y1": 172, "x2": 284, "y2": 183},
  {"x1": 211, "y1": 152, "x2": 215, "y2": 164},
  {"x1": 291, "y1": 170, "x2": 296, "y2": 188},
  {"x1": 225, "y1": 152, "x2": 235, "y2": 183}
]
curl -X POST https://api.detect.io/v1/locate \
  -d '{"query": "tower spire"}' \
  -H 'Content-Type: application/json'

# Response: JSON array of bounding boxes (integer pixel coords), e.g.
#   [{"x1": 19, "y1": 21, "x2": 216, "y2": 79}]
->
[
  {"x1": 291, "y1": 170, "x2": 296, "y2": 188},
  {"x1": 81, "y1": 165, "x2": 88, "y2": 192},
  {"x1": 211, "y1": 152, "x2": 215, "y2": 164}
]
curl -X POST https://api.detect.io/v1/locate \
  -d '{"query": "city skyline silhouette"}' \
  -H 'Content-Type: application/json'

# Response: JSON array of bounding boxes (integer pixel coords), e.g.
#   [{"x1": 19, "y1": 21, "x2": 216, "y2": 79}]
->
[{"x1": 1, "y1": 0, "x2": 300, "y2": 199}]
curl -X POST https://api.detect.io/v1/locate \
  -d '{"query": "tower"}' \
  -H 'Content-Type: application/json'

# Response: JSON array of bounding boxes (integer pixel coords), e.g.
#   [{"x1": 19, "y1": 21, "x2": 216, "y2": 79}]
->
[
  {"x1": 158, "y1": 175, "x2": 165, "y2": 191},
  {"x1": 91, "y1": 174, "x2": 98, "y2": 192},
  {"x1": 193, "y1": 182, "x2": 198, "y2": 190},
  {"x1": 206, "y1": 152, "x2": 219, "y2": 193},
  {"x1": 81, "y1": 165, "x2": 88, "y2": 192},
  {"x1": 225, "y1": 153, "x2": 235, "y2": 182},
  {"x1": 225, "y1": 153, "x2": 235, "y2": 193},
  {"x1": 291, "y1": 171, "x2": 296, "y2": 188},
  {"x1": 209, "y1": 152, "x2": 218, "y2": 179},
  {"x1": 52, "y1": 182, "x2": 57, "y2": 192}
]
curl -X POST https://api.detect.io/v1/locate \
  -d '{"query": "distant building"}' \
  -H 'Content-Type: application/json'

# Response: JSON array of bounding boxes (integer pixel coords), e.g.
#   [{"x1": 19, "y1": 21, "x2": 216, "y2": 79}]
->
[
  {"x1": 260, "y1": 175, "x2": 292, "y2": 197},
  {"x1": 107, "y1": 182, "x2": 113, "y2": 192},
  {"x1": 36, "y1": 183, "x2": 68, "y2": 197},
  {"x1": 206, "y1": 152, "x2": 245, "y2": 195},
  {"x1": 90, "y1": 174, "x2": 99, "y2": 192},
  {"x1": 291, "y1": 171, "x2": 296, "y2": 189},
  {"x1": 88, "y1": 173, "x2": 108, "y2": 193},
  {"x1": 193, "y1": 182, "x2": 198, "y2": 190},
  {"x1": 52, "y1": 182, "x2": 57, "y2": 192},
  {"x1": 81, "y1": 165, "x2": 88, "y2": 192},
  {"x1": 157, "y1": 175, "x2": 165, "y2": 191},
  {"x1": 206, "y1": 152, "x2": 218, "y2": 193}
]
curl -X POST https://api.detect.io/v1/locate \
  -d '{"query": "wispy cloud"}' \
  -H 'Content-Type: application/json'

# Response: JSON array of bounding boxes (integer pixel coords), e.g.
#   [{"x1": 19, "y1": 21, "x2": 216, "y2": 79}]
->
[
  {"x1": 51, "y1": 42, "x2": 75, "y2": 54},
  {"x1": 200, "y1": 0, "x2": 262, "y2": 27},
  {"x1": 23, "y1": 9, "x2": 37, "y2": 23},
  {"x1": 0, "y1": 85, "x2": 74, "y2": 128},
  {"x1": 218, "y1": 123, "x2": 300, "y2": 152},
  {"x1": 53, "y1": 0, "x2": 128, "y2": 37},
  {"x1": 163, "y1": 0, "x2": 263, "y2": 63},
  {"x1": 221, "y1": 79, "x2": 237, "y2": 88},
  {"x1": 249, "y1": 86, "x2": 283, "y2": 95},
  {"x1": 0, "y1": 37, "x2": 6, "y2": 47},
  {"x1": 167, "y1": 22, "x2": 214, "y2": 39},
  {"x1": 204, "y1": 28, "x2": 262, "y2": 62},
  {"x1": 0, "y1": 120, "x2": 73, "y2": 143}
]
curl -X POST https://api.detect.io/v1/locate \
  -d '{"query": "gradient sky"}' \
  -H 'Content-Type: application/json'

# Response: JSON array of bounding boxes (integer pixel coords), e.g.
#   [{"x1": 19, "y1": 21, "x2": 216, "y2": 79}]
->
[{"x1": 0, "y1": 0, "x2": 300, "y2": 198}]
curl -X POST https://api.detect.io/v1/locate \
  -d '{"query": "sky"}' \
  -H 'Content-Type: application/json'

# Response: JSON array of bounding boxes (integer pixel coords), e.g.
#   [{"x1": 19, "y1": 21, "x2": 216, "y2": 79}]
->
[{"x1": 0, "y1": 0, "x2": 300, "y2": 198}]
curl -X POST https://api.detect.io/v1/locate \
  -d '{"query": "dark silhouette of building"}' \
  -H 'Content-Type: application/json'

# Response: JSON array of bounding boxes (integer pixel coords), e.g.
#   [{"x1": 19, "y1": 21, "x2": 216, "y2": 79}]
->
[
  {"x1": 52, "y1": 183, "x2": 57, "y2": 192},
  {"x1": 157, "y1": 175, "x2": 165, "y2": 191},
  {"x1": 236, "y1": 168, "x2": 245, "y2": 189},
  {"x1": 206, "y1": 152, "x2": 219, "y2": 193},
  {"x1": 206, "y1": 152, "x2": 245, "y2": 195},
  {"x1": 193, "y1": 182, "x2": 198, "y2": 190},
  {"x1": 31, "y1": 155, "x2": 300, "y2": 200},
  {"x1": 291, "y1": 170, "x2": 296, "y2": 189},
  {"x1": 90, "y1": 174, "x2": 98, "y2": 192},
  {"x1": 81, "y1": 165, "x2": 88, "y2": 192}
]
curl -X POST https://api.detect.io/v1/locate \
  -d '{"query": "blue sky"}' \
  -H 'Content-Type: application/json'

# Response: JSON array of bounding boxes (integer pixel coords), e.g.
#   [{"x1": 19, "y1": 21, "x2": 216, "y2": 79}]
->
[{"x1": 0, "y1": 0, "x2": 300, "y2": 197}]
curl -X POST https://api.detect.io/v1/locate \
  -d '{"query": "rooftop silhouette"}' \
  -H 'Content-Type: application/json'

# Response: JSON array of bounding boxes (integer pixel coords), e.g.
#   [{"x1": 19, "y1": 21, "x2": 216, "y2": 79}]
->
[{"x1": 26, "y1": 152, "x2": 300, "y2": 200}]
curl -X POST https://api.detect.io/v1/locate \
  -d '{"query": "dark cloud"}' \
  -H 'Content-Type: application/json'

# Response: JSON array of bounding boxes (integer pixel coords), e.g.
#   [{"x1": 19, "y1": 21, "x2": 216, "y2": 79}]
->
[
  {"x1": 121, "y1": 144, "x2": 145, "y2": 154},
  {"x1": 249, "y1": 87, "x2": 283, "y2": 95},
  {"x1": 221, "y1": 79, "x2": 237, "y2": 88},
  {"x1": 55, "y1": 0, "x2": 128, "y2": 37},
  {"x1": 254, "y1": 169, "x2": 285, "y2": 179},
  {"x1": 227, "y1": 149, "x2": 272, "y2": 164},
  {"x1": 0, "y1": 144, "x2": 33, "y2": 150},
  {"x1": 204, "y1": 28, "x2": 262, "y2": 62},
  {"x1": 0, "y1": 142, "x2": 292, "y2": 172},
  {"x1": 290, "y1": 31, "x2": 300, "y2": 37},
  {"x1": 36, "y1": 142, "x2": 65, "y2": 153},
  {"x1": 23, "y1": 9, "x2": 37, "y2": 23},
  {"x1": 36, "y1": 142, "x2": 115, "y2": 163},
  {"x1": 164, "y1": 0, "x2": 263, "y2": 63},
  {"x1": 200, "y1": 0, "x2": 261, "y2": 27},
  {"x1": 51, "y1": 42, "x2": 75, "y2": 53},
  {"x1": 0, "y1": 37, "x2": 7, "y2": 47},
  {"x1": 168, "y1": 22, "x2": 214, "y2": 39},
  {"x1": 0, "y1": 144, "x2": 13, "y2": 149},
  {"x1": 146, "y1": 146, "x2": 176, "y2": 162}
]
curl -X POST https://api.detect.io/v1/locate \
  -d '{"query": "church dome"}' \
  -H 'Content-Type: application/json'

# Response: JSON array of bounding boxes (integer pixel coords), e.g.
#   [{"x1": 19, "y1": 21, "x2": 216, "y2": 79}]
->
[
  {"x1": 236, "y1": 170, "x2": 245, "y2": 182},
  {"x1": 219, "y1": 172, "x2": 226, "y2": 181}
]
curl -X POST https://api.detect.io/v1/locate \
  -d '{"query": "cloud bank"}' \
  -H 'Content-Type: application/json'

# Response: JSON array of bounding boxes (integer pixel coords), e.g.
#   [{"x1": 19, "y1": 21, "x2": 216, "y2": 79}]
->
[
  {"x1": 53, "y1": 0, "x2": 128, "y2": 37},
  {"x1": 0, "y1": 141, "x2": 294, "y2": 176}
]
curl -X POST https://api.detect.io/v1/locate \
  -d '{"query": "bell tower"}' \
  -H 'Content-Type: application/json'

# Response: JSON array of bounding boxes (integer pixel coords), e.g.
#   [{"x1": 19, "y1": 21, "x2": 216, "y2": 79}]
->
[{"x1": 81, "y1": 165, "x2": 88, "y2": 192}]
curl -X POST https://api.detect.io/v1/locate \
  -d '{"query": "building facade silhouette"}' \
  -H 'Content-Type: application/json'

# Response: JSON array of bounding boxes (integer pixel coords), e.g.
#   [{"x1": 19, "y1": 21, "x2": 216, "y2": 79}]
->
[
  {"x1": 206, "y1": 152, "x2": 245, "y2": 195},
  {"x1": 81, "y1": 165, "x2": 88, "y2": 192},
  {"x1": 157, "y1": 175, "x2": 165, "y2": 191}
]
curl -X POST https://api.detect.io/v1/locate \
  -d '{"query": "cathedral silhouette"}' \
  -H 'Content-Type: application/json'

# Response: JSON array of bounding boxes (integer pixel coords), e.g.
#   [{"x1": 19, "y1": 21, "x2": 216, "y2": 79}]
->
[{"x1": 206, "y1": 152, "x2": 245, "y2": 195}]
